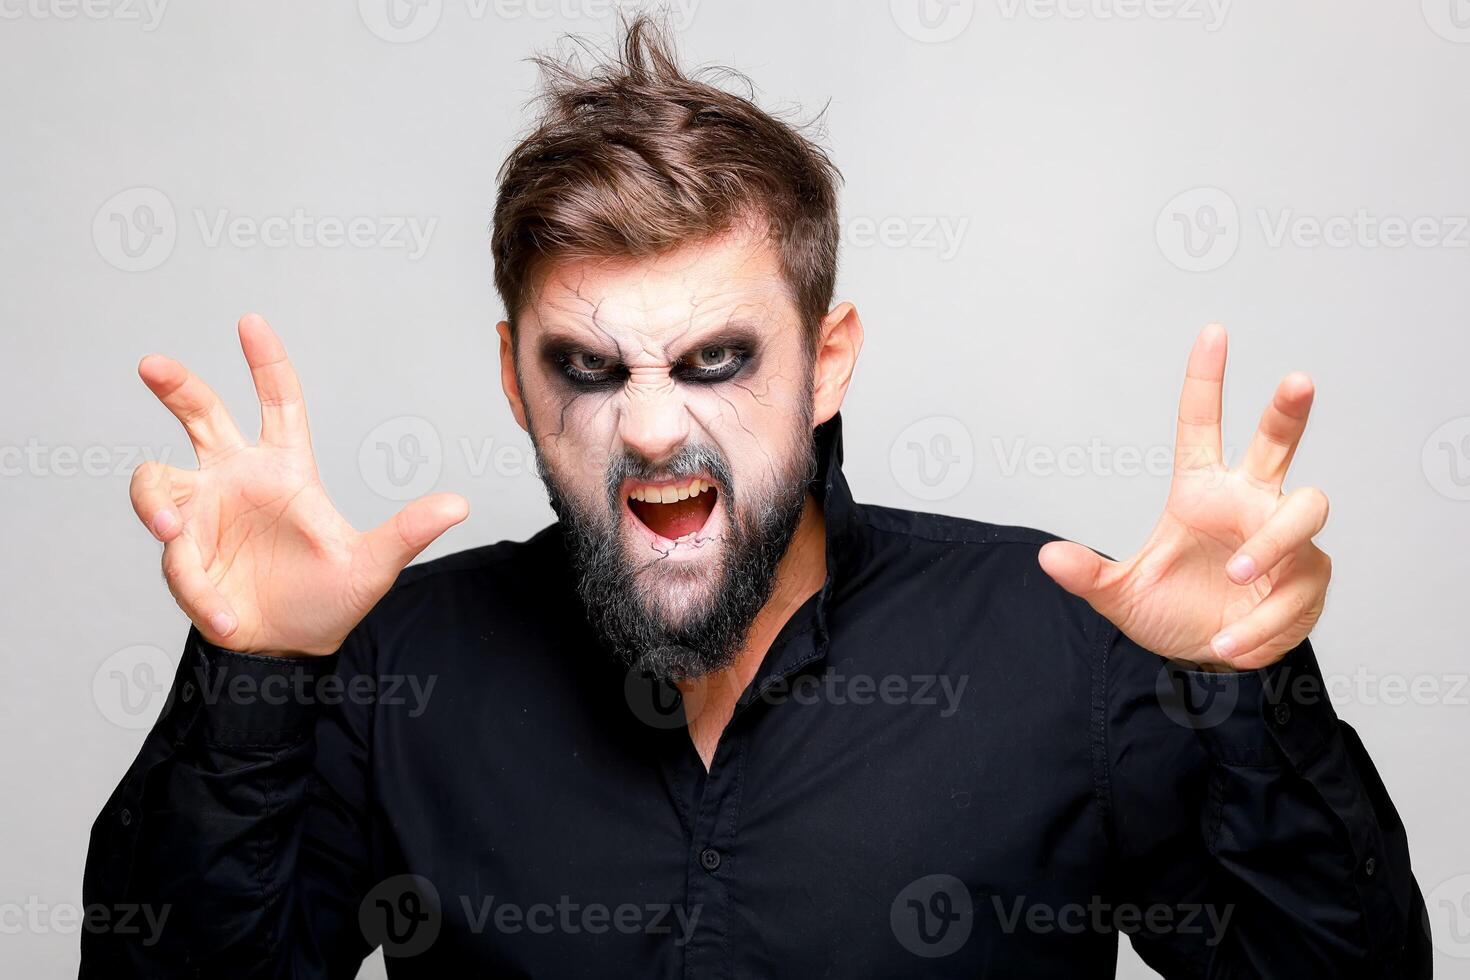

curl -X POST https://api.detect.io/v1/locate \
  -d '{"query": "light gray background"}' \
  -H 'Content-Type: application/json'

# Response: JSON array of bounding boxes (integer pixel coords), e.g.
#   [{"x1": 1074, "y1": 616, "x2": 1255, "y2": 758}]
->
[{"x1": 2, "y1": 1, "x2": 1467, "y2": 976}]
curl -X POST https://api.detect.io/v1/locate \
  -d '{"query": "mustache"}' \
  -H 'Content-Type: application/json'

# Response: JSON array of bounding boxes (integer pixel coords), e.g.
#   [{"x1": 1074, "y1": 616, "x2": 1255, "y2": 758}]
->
[{"x1": 603, "y1": 444, "x2": 736, "y2": 512}]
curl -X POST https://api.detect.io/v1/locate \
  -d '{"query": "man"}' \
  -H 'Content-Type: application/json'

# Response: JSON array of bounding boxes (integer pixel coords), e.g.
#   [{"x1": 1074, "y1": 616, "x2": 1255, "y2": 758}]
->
[{"x1": 83, "y1": 16, "x2": 1428, "y2": 978}]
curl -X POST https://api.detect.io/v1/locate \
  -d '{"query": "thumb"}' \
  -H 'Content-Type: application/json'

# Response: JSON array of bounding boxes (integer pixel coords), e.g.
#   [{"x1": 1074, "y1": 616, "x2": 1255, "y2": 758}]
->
[
  {"x1": 362, "y1": 492, "x2": 470, "y2": 578},
  {"x1": 1037, "y1": 540, "x2": 1115, "y2": 605}
]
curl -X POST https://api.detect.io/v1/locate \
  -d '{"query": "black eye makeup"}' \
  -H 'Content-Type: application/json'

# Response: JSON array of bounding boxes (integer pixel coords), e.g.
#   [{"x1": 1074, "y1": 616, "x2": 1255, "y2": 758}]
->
[
  {"x1": 672, "y1": 343, "x2": 750, "y2": 384},
  {"x1": 538, "y1": 331, "x2": 760, "y2": 390}
]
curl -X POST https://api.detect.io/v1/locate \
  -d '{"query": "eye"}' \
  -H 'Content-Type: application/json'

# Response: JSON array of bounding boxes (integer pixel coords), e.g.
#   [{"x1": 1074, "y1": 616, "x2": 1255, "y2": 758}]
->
[
  {"x1": 557, "y1": 350, "x2": 622, "y2": 386},
  {"x1": 677, "y1": 345, "x2": 747, "y2": 383},
  {"x1": 570, "y1": 351, "x2": 609, "y2": 372}
]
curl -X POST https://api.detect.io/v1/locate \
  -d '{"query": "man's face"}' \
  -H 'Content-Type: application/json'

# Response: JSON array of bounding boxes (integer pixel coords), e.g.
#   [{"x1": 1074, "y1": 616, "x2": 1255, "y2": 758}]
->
[{"x1": 506, "y1": 227, "x2": 818, "y2": 679}]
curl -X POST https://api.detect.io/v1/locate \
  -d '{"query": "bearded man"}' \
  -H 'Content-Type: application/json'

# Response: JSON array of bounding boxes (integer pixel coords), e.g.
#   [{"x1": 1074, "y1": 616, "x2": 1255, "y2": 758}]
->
[{"x1": 82, "y1": 16, "x2": 1428, "y2": 979}]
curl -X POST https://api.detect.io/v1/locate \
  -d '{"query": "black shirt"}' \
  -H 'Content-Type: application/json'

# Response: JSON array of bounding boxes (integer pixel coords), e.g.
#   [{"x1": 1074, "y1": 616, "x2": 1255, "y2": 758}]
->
[{"x1": 82, "y1": 415, "x2": 1429, "y2": 978}]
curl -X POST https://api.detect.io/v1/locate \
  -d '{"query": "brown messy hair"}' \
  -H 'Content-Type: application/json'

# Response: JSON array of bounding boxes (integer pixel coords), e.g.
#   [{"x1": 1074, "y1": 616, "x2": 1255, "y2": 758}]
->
[{"x1": 491, "y1": 13, "x2": 842, "y2": 353}]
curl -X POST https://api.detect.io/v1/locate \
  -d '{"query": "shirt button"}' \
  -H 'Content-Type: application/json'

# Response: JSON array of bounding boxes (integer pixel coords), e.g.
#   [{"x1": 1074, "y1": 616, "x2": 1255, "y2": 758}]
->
[
  {"x1": 181, "y1": 681, "x2": 195, "y2": 703},
  {"x1": 1272, "y1": 703, "x2": 1292, "y2": 726},
  {"x1": 699, "y1": 847, "x2": 722, "y2": 872},
  {"x1": 1364, "y1": 856, "x2": 1377, "y2": 878},
  {"x1": 119, "y1": 808, "x2": 132, "y2": 827}
]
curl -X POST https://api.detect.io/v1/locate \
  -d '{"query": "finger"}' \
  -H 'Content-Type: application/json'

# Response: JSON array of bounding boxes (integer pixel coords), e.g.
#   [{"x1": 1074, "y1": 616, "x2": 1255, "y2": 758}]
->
[
  {"x1": 1241, "y1": 372, "x2": 1314, "y2": 487},
  {"x1": 138, "y1": 354, "x2": 247, "y2": 463},
  {"x1": 238, "y1": 313, "x2": 309, "y2": 450},
  {"x1": 1038, "y1": 540, "x2": 1122, "y2": 606},
  {"x1": 1174, "y1": 323, "x2": 1227, "y2": 473},
  {"x1": 130, "y1": 461, "x2": 194, "y2": 541},
  {"x1": 361, "y1": 493, "x2": 471, "y2": 581},
  {"x1": 161, "y1": 532, "x2": 239, "y2": 643},
  {"x1": 1211, "y1": 554, "x2": 1329, "y2": 669},
  {"x1": 1226, "y1": 486, "x2": 1330, "y2": 585}
]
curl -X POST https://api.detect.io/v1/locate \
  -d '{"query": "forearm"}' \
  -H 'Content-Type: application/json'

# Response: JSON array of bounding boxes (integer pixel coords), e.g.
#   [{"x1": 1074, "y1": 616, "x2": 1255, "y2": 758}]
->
[
  {"x1": 1174, "y1": 642, "x2": 1429, "y2": 976},
  {"x1": 81, "y1": 630, "x2": 358, "y2": 978}
]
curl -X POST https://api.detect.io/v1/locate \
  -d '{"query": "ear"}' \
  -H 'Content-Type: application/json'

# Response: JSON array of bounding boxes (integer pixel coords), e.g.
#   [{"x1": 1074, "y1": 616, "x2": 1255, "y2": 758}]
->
[
  {"x1": 811, "y1": 301, "x2": 864, "y2": 427},
  {"x1": 497, "y1": 320, "x2": 529, "y2": 433}
]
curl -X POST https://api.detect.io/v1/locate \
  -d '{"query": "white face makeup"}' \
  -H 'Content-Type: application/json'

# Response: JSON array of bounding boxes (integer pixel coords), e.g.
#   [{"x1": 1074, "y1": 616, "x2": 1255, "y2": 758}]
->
[{"x1": 510, "y1": 227, "x2": 816, "y2": 633}]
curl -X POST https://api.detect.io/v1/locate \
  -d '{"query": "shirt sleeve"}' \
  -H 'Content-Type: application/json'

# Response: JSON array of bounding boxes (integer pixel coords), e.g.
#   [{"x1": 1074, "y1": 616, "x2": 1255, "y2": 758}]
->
[
  {"x1": 80, "y1": 624, "x2": 379, "y2": 978},
  {"x1": 1098, "y1": 621, "x2": 1431, "y2": 978}
]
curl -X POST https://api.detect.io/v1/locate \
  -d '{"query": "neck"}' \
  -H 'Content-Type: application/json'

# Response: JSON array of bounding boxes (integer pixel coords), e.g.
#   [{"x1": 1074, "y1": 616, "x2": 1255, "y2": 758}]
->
[{"x1": 676, "y1": 492, "x2": 827, "y2": 769}]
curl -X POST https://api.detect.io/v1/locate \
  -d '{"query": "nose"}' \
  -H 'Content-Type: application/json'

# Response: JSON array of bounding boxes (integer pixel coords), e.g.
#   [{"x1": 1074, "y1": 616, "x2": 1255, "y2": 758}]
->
[{"x1": 618, "y1": 374, "x2": 690, "y2": 467}]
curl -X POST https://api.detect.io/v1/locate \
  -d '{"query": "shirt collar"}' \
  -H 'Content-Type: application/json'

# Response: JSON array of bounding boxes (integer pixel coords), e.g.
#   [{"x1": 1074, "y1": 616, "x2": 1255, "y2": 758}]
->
[{"x1": 735, "y1": 412, "x2": 855, "y2": 708}]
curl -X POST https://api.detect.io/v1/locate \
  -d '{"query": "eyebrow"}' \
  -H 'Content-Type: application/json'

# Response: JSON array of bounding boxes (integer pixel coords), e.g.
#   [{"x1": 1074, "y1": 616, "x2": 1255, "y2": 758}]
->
[{"x1": 535, "y1": 317, "x2": 772, "y2": 364}]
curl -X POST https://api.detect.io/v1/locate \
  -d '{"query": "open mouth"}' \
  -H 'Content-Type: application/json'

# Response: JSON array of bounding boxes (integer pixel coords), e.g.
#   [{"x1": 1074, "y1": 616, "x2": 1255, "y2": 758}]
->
[{"x1": 625, "y1": 477, "x2": 719, "y2": 544}]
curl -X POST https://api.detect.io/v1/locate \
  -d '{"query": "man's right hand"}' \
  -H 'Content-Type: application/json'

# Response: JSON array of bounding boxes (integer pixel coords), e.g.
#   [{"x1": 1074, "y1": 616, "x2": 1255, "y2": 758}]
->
[{"x1": 129, "y1": 313, "x2": 469, "y2": 656}]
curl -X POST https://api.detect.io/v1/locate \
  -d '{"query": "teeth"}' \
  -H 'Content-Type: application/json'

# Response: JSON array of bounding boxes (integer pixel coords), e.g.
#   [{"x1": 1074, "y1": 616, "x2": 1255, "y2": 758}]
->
[{"x1": 628, "y1": 480, "x2": 715, "y2": 503}]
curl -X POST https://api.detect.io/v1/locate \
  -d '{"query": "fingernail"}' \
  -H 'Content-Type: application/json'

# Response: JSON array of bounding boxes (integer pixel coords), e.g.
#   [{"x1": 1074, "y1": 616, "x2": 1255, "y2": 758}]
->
[
  {"x1": 210, "y1": 611, "x2": 236, "y2": 638},
  {"x1": 1226, "y1": 554, "x2": 1256, "y2": 583},
  {"x1": 153, "y1": 509, "x2": 178, "y2": 537},
  {"x1": 1211, "y1": 633, "x2": 1238, "y2": 659}
]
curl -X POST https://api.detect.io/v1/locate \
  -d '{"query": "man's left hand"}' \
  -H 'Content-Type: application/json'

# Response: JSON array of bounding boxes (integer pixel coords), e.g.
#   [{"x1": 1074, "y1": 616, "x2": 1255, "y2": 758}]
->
[{"x1": 1039, "y1": 323, "x2": 1331, "y2": 671}]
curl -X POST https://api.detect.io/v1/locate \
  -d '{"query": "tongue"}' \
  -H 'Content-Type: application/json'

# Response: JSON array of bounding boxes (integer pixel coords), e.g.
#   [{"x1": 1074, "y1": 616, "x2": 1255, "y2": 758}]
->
[{"x1": 630, "y1": 491, "x2": 716, "y2": 540}]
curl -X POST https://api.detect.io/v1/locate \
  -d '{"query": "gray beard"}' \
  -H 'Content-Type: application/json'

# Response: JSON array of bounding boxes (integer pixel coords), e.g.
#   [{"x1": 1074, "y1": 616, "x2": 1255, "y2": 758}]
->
[{"x1": 536, "y1": 428, "x2": 816, "y2": 681}]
